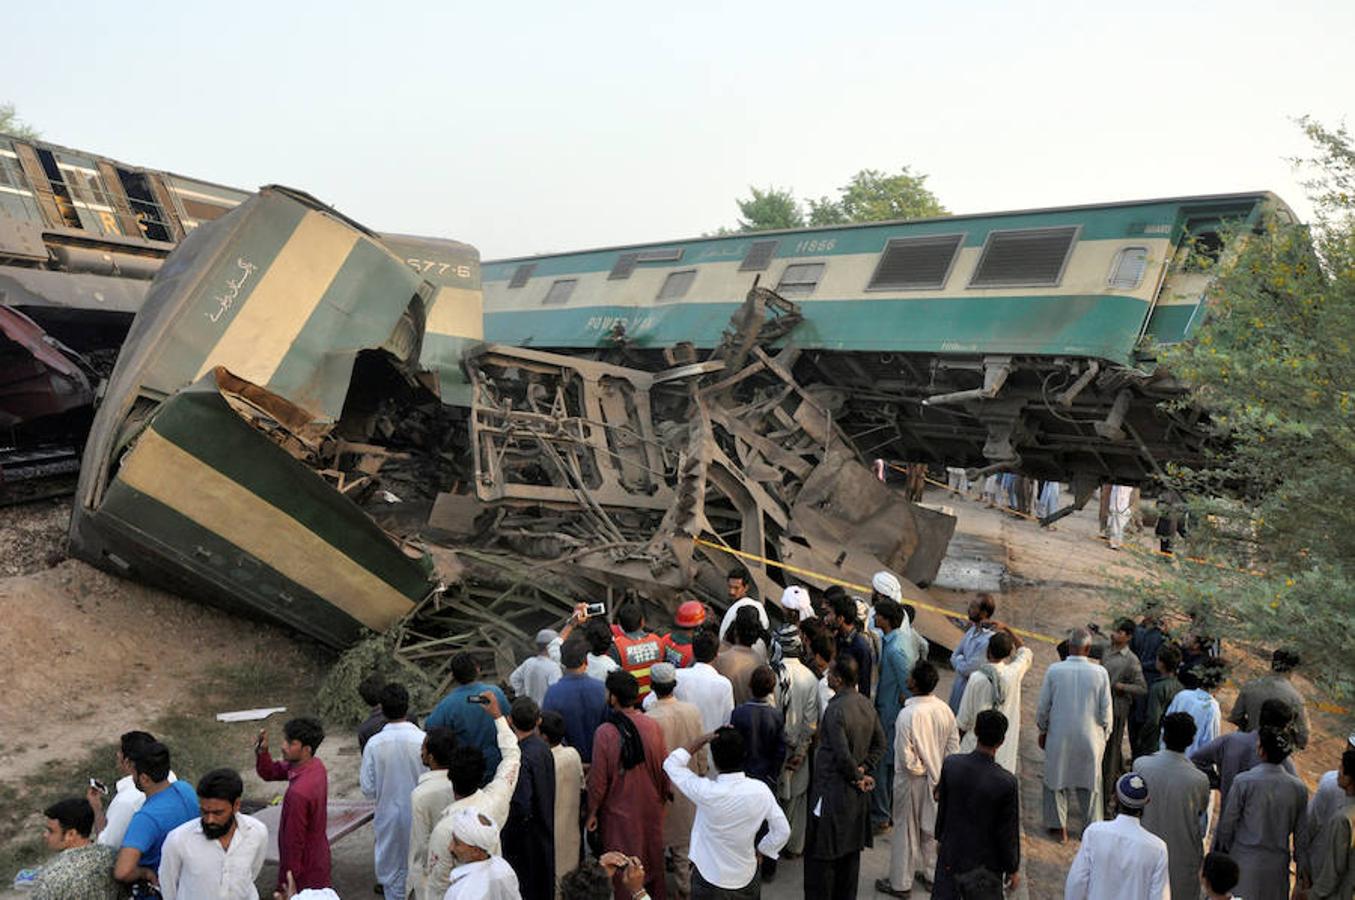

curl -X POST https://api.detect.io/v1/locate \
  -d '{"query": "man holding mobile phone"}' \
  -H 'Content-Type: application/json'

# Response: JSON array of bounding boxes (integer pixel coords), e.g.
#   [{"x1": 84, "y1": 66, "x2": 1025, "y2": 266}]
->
[{"x1": 427, "y1": 654, "x2": 511, "y2": 788}]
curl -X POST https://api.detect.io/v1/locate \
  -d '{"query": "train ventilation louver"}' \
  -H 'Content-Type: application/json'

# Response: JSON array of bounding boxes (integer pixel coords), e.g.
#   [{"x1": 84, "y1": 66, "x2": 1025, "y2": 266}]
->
[
  {"x1": 867, "y1": 234, "x2": 964, "y2": 290},
  {"x1": 969, "y1": 226, "x2": 1079, "y2": 288},
  {"x1": 739, "y1": 239, "x2": 779, "y2": 272},
  {"x1": 508, "y1": 262, "x2": 536, "y2": 288},
  {"x1": 609, "y1": 253, "x2": 639, "y2": 280},
  {"x1": 656, "y1": 270, "x2": 696, "y2": 303},
  {"x1": 542, "y1": 278, "x2": 577, "y2": 305}
]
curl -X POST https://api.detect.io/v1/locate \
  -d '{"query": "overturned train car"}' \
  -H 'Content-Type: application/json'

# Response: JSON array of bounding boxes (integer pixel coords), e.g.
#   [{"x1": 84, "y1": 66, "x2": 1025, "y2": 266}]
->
[
  {"x1": 483, "y1": 192, "x2": 1295, "y2": 516},
  {"x1": 70, "y1": 187, "x2": 961, "y2": 658}
]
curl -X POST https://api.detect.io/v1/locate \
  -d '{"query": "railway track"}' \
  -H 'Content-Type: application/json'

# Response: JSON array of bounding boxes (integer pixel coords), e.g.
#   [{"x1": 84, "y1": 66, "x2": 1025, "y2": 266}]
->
[{"x1": 0, "y1": 445, "x2": 80, "y2": 507}]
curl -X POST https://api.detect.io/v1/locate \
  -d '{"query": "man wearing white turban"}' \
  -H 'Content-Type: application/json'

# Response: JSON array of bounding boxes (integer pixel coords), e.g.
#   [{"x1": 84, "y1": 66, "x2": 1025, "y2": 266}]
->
[{"x1": 445, "y1": 808, "x2": 521, "y2": 900}]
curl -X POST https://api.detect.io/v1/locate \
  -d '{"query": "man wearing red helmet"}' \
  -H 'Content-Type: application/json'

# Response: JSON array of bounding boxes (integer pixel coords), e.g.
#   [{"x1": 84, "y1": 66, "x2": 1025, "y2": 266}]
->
[{"x1": 661, "y1": 600, "x2": 708, "y2": 668}]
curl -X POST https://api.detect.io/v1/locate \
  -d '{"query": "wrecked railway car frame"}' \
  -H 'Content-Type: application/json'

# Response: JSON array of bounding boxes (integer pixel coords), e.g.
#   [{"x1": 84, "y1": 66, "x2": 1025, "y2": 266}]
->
[{"x1": 70, "y1": 187, "x2": 961, "y2": 668}]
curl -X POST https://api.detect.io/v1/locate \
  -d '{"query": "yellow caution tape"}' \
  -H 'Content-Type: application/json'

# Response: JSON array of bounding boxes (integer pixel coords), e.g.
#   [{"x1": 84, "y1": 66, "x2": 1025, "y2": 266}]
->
[{"x1": 692, "y1": 535, "x2": 1059, "y2": 645}]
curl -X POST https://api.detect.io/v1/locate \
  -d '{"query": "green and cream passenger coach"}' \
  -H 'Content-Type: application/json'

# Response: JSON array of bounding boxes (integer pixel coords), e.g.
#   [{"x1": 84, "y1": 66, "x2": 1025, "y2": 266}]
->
[
  {"x1": 482, "y1": 192, "x2": 1294, "y2": 494},
  {"x1": 70, "y1": 187, "x2": 483, "y2": 646}
]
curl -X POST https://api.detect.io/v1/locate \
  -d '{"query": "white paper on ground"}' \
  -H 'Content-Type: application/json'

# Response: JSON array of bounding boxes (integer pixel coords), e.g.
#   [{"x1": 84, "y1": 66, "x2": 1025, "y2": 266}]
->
[{"x1": 215, "y1": 706, "x2": 287, "y2": 723}]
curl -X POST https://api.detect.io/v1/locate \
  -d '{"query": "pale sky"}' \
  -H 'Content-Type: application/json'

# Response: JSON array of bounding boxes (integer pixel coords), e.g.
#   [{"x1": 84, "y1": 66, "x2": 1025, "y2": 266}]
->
[{"x1": 5, "y1": 1, "x2": 1352, "y2": 259}]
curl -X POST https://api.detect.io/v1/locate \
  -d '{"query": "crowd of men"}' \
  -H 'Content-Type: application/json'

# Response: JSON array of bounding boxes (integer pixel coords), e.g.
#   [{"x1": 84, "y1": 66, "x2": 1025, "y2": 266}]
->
[{"x1": 26, "y1": 566, "x2": 1355, "y2": 900}]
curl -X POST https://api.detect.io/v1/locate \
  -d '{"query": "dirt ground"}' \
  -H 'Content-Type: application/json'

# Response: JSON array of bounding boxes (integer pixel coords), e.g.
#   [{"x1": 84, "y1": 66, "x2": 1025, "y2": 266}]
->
[{"x1": 0, "y1": 488, "x2": 1348, "y2": 898}]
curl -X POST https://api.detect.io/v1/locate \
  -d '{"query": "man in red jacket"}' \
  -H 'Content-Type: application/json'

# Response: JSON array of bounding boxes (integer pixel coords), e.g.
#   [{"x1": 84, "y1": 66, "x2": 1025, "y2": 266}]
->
[{"x1": 255, "y1": 717, "x2": 331, "y2": 896}]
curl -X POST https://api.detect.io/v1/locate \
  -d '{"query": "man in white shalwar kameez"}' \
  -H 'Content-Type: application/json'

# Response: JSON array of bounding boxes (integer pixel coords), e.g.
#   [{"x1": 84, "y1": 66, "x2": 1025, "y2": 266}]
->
[
  {"x1": 1106, "y1": 484, "x2": 1134, "y2": 549},
  {"x1": 1037, "y1": 628, "x2": 1112, "y2": 840},
  {"x1": 360, "y1": 684, "x2": 427, "y2": 900},
  {"x1": 444, "y1": 808, "x2": 522, "y2": 900},
  {"x1": 1065, "y1": 772, "x2": 1169, "y2": 900},
  {"x1": 877, "y1": 661, "x2": 958, "y2": 898},
  {"x1": 956, "y1": 628, "x2": 1033, "y2": 775}
]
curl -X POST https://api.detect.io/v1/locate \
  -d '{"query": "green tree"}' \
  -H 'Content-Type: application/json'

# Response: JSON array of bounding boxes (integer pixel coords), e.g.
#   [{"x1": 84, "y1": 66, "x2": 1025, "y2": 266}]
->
[
  {"x1": 736, "y1": 186, "x2": 805, "y2": 232},
  {"x1": 1128, "y1": 118, "x2": 1355, "y2": 706},
  {"x1": 814, "y1": 166, "x2": 948, "y2": 224},
  {"x1": 0, "y1": 103, "x2": 39, "y2": 140},
  {"x1": 728, "y1": 165, "x2": 947, "y2": 232}
]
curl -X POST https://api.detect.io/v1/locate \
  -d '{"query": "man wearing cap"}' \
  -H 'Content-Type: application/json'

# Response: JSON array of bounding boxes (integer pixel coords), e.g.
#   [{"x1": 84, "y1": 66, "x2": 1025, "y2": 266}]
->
[
  {"x1": 774, "y1": 585, "x2": 814, "y2": 662},
  {"x1": 1229, "y1": 648, "x2": 1310, "y2": 749},
  {"x1": 444, "y1": 808, "x2": 521, "y2": 900},
  {"x1": 1065, "y1": 772, "x2": 1169, "y2": 899},
  {"x1": 870, "y1": 572, "x2": 916, "y2": 834},
  {"x1": 663, "y1": 601, "x2": 708, "y2": 668},
  {"x1": 644, "y1": 631, "x2": 735, "y2": 734},
  {"x1": 509, "y1": 630, "x2": 563, "y2": 705},
  {"x1": 1132, "y1": 712, "x2": 1210, "y2": 900},
  {"x1": 645, "y1": 662, "x2": 706, "y2": 900}
]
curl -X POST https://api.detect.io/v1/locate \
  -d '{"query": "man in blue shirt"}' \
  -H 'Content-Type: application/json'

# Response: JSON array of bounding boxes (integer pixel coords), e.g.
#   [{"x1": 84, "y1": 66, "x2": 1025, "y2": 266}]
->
[
  {"x1": 113, "y1": 741, "x2": 198, "y2": 893},
  {"x1": 542, "y1": 638, "x2": 608, "y2": 763},
  {"x1": 426, "y1": 652, "x2": 510, "y2": 786},
  {"x1": 949, "y1": 594, "x2": 997, "y2": 710},
  {"x1": 872, "y1": 596, "x2": 917, "y2": 832}
]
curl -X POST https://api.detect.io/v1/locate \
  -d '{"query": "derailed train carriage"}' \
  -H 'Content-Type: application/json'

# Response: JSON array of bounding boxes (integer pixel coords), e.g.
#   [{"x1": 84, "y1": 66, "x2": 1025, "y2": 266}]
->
[
  {"x1": 0, "y1": 132, "x2": 248, "y2": 485},
  {"x1": 482, "y1": 192, "x2": 1294, "y2": 516},
  {"x1": 69, "y1": 187, "x2": 965, "y2": 670}
]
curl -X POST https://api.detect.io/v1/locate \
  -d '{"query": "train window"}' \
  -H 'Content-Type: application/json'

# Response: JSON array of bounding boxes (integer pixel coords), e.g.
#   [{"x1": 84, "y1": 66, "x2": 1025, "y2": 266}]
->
[
  {"x1": 969, "y1": 226, "x2": 1079, "y2": 288},
  {"x1": 656, "y1": 269, "x2": 697, "y2": 303},
  {"x1": 41, "y1": 150, "x2": 123, "y2": 236},
  {"x1": 115, "y1": 169, "x2": 173, "y2": 243},
  {"x1": 740, "y1": 239, "x2": 779, "y2": 272},
  {"x1": 609, "y1": 253, "x2": 639, "y2": 280},
  {"x1": 1106, "y1": 246, "x2": 1149, "y2": 290},
  {"x1": 776, "y1": 262, "x2": 826, "y2": 297},
  {"x1": 163, "y1": 175, "x2": 247, "y2": 230},
  {"x1": 542, "y1": 278, "x2": 578, "y2": 305},
  {"x1": 0, "y1": 145, "x2": 41, "y2": 222},
  {"x1": 508, "y1": 263, "x2": 537, "y2": 288},
  {"x1": 867, "y1": 234, "x2": 964, "y2": 290}
]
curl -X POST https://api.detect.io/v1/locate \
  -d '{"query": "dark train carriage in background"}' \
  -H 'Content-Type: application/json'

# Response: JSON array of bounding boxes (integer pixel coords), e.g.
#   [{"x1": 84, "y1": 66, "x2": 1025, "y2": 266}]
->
[{"x1": 0, "y1": 132, "x2": 246, "y2": 479}]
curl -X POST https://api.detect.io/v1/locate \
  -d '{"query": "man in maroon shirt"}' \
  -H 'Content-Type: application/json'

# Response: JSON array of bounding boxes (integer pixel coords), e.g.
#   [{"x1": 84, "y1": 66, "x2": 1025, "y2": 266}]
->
[{"x1": 255, "y1": 717, "x2": 331, "y2": 896}]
